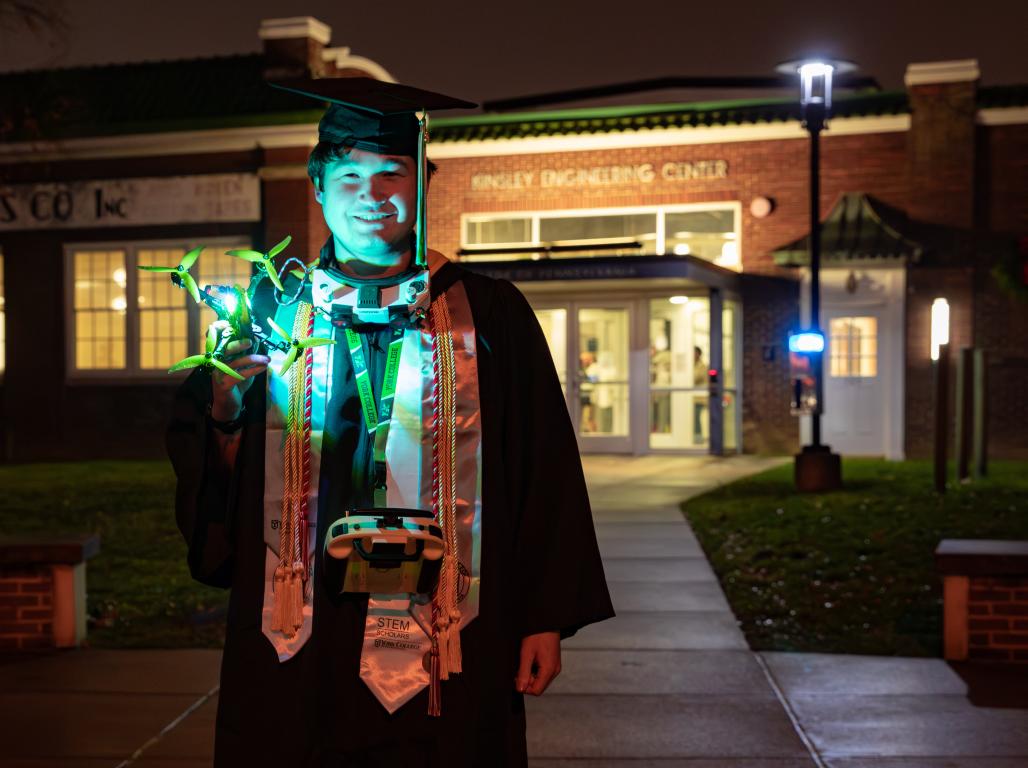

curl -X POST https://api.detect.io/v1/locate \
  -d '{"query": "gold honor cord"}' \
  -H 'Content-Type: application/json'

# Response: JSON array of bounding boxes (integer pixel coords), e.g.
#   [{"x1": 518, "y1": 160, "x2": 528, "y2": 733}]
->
[
  {"x1": 271, "y1": 302, "x2": 314, "y2": 639},
  {"x1": 428, "y1": 294, "x2": 461, "y2": 716},
  {"x1": 343, "y1": 327, "x2": 405, "y2": 508}
]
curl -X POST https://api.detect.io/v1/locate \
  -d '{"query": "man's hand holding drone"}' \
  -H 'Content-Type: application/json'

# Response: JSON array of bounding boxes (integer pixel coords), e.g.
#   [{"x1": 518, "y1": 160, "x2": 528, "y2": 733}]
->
[{"x1": 138, "y1": 235, "x2": 333, "y2": 422}]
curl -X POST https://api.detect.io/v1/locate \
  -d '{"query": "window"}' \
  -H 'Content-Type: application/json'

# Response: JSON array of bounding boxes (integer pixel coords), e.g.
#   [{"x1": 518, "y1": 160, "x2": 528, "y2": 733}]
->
[
  {"x1": 67, "y1": 239, "x2": 251, "y2": 377},
  {"x1": 461, "y1": 204, "x2": 740, "y2": 269},
  {"x1": 829, "y1": 316, "x2": 878, "y2": 377}
]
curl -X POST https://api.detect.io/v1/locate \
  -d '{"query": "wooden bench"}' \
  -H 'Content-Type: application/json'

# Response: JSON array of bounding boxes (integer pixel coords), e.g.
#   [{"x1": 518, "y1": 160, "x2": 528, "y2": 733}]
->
[
  {"x1": 0, "y1": 535, "x2": 101, "y2": 650},
  {"x1": 935, "y1": 539, "x2": 1028, "y2": 662}
]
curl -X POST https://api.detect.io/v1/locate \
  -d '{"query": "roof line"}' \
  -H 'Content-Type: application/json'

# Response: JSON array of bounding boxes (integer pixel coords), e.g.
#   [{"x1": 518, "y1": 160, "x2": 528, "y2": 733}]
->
[{"x1": 435, "y1": 91, "x2": 903, "y2": 128}]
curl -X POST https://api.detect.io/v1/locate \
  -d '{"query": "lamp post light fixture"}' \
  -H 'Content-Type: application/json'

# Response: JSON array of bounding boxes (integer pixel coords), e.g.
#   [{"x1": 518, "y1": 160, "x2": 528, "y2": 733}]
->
[
  {"x1": 931, "y1": 297, "x2": 952, "y2": 492},
  {"x1": 777, "y1": 57, "x2": 855, "y2": 493},
  {"x1": 931, "y1": 297, "x2": 951, "y2": 361}
]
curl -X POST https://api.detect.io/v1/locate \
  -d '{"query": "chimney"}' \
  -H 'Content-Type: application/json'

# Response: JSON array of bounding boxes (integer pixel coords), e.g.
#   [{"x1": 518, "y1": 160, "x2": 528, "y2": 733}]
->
[
  {"x1": 259, "y1": 17, "x2": 332, "y2": 80},
  {"x1": 904, "y1": 59, "x2": 980, "y2": 230}
]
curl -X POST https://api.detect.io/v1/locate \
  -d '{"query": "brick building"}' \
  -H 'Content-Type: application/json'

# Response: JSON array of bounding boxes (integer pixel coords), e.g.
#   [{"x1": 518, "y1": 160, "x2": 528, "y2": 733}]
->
[{"x1": 0, "y1": 17, "x2": 1025, "y2": 461}]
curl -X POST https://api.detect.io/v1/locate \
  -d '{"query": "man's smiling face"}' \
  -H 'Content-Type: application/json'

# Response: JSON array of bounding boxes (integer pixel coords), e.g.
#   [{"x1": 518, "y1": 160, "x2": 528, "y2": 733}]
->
[{"x1": 315, "y1": 148, "x2": 418, "y2": 267}]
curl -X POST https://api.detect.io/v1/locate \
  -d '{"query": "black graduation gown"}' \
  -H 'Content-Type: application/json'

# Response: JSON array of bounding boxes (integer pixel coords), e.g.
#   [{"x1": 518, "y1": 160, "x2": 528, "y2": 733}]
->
[{"x1": 166, "y1": 262, "x2": 614, "y2": 767}]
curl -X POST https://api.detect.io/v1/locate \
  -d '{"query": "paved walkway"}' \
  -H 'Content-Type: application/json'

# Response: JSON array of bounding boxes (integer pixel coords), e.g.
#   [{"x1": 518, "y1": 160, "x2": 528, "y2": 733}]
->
[{"x1": 3, "y1": 455, "x2": 1028, "y2": 767}]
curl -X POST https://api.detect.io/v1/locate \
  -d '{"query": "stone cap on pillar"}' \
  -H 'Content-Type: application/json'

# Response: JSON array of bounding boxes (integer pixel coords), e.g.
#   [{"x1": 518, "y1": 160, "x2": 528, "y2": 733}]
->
[
  {"x1": 0, "y1": 534, "x2": 101, "y2": 566},
  {"x1": 935, "y1": 538, "x2": 1028, "y2": 576},
  {"x1": 904, "y1": 60, "x2": 981, "y2": 88}
]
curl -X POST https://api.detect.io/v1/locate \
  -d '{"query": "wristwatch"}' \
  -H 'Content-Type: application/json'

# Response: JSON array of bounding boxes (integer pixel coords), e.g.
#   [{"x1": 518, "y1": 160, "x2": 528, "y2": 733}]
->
[{"x1": 207, "y1": 404, "x2": 246, "y2": 434}]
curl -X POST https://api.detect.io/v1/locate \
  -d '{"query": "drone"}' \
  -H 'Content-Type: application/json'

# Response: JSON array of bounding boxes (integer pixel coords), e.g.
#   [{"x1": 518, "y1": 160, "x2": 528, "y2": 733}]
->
[{"x1": 138, "y1": 235, "x2": 335, "y2": 377}]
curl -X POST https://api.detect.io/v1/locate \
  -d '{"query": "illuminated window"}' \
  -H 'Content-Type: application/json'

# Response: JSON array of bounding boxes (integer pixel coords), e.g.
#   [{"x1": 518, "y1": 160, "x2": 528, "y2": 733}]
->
[
  {"x1": 73, "y1": 249, "x2": 128, "y2": 370},
  {"x1": 461, "y1": 204, "x2": 740, "y2": 269},
  {"x1": 829, "y1": 316, "x2": 878, "y2": 377},
  {"x1": 67, "y1": 240, "x2": 250, "y2": 376}
]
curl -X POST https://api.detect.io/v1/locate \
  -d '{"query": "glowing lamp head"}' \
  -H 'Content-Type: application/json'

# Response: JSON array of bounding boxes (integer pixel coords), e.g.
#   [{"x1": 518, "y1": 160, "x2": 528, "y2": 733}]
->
[
  {"x1": 776, "y1": 58, "x2": 856, "y2": 111},
  {"x1": 789, "y1": 330, "x2": 826, "y2": 354},
  {"x1": 669, "y1": 295, "x2": 690, "y2": 305},
  {"x1": 930, "y1": 297, "x2": 950, "y2": 361}
]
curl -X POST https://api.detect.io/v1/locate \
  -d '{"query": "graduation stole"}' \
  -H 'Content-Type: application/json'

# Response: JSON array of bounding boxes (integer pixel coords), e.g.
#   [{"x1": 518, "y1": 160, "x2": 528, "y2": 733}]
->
[{"x1": 260, "y1": 266, "x2": 482, "y2": 718}]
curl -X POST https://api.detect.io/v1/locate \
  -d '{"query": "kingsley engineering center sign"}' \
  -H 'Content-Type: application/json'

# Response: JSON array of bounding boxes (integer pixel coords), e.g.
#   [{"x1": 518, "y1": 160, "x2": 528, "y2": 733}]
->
[{"x1": 470, "y1": 159, "x2": 729, "y2": 191}]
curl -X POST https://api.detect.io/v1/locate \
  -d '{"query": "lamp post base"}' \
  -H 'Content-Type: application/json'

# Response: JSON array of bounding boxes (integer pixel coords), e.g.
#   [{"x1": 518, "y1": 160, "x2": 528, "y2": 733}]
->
[{"x1": 794, "y1": 446, "x2": 842, "y2": 493}]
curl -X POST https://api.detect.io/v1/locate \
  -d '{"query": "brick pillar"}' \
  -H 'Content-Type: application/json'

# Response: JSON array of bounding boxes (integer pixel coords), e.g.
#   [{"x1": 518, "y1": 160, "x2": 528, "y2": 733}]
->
[
  {"x1": 0, "y1": 566, "x2": 55, "y2": 651},
  {"x1": 261, "y1": 147, "x2": 324, "y2": 269},
  {"x1": 904, "y1": 60, "x2": 979, "y2": 230},
  {"x1": 259, "y1": 17, "x2": 332, "y2": 80}
]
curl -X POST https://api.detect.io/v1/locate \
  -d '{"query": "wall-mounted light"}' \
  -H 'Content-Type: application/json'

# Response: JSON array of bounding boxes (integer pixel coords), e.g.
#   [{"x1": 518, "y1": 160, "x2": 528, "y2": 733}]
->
[
  {"x1": 931, "y1": 298, "x2": 950, "y2": 361},
  {"x1": 669, "y1": 295, "x2": 690, "y2": 305}
]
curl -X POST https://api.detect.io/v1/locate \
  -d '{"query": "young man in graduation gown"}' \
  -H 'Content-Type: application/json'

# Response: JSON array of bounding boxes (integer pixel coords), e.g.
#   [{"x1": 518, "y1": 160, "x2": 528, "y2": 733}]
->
[{"x1": 166, "y1": 78, "x2": 613, "y2": 767}]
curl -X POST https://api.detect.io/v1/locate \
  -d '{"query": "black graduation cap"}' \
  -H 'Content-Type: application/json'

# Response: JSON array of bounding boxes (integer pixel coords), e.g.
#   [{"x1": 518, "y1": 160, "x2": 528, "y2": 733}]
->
[
  {"x1": 269, "y1": 77, "x2": 476, "y2": 268},
  {"x1": 270, "y1": 76, "x2": 477, "y2": 156}
]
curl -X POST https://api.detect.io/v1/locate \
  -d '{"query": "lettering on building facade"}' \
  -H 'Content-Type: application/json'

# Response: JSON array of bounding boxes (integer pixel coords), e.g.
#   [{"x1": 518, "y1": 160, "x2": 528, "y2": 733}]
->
[
  {"x1": 0, "y1": 173, "x2": 261, "y2": 231},
  {"x1": 470, "y1": 159, "x2": 728, "y2": 191}
]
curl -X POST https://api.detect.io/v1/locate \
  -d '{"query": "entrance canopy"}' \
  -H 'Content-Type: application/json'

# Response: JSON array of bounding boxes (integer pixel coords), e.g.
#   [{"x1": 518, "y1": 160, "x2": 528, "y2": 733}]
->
[
  {"x1": 462, "y1": 253, "x2": 741, "y2": 292},
  {"x1": 773, "y1": 193, "x2": 925, "y2": 267}
]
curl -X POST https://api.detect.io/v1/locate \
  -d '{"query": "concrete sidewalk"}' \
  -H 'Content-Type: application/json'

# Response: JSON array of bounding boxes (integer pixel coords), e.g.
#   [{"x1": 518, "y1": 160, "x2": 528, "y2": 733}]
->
[
  {"x1": 3, "y1": 455, "x2": 1028, "y2": 767},
  {"x1": 526, "y1": 454, "x2": 816, "y2": 766}
]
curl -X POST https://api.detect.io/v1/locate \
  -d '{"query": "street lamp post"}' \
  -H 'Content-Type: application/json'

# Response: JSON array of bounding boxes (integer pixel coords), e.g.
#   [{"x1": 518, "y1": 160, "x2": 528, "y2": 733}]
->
[{"x1": 778, "y1": 58, "x2": 854, "y2": 493}]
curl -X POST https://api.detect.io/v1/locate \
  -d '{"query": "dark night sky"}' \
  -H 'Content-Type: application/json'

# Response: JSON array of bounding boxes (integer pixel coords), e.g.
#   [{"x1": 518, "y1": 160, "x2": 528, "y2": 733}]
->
[{"x1": 1, "y1": 0, "x2": 1025, "y2": 105}]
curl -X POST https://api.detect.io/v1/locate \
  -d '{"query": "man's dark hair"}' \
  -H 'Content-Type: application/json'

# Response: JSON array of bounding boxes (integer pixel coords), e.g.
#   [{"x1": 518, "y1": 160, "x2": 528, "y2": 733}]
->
[{"x1": 307, "y1": 141, "x2": 438, "y2": 190}]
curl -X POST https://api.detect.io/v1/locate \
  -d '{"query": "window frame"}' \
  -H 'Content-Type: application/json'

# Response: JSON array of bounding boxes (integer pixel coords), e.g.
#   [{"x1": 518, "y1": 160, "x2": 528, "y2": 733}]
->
[
  {"x1": 460, "y1": 201, "x2": 743, "y2": 270},
  {"x1": 63, "y1": 237, "x2": 252, "y2": 383},
  {"x1": 828, "y1": 315, "x2": 879, "y2": 379}
]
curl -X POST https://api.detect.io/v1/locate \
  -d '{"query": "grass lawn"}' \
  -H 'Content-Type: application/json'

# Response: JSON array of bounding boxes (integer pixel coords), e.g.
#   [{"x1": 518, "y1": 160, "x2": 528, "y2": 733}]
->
[
  {"x1": 0, "y1": 461, "x2": 227, "y2": 648},
  {"x1": 682, "y1": 459, "x2": 1028, "y2": 657}
]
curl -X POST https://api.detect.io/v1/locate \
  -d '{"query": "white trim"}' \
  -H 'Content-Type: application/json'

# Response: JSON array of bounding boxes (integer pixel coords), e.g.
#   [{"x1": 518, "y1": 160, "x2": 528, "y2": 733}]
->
[
  {"x1": 978, "y1": 107, "x2": 1028, "y2": 126},
  {"x1": 322, "y1": 47, "x2": 395, "y2": 83},
  {"x1": 428, "y1": 114, "x2": 911, "y2": 159},
  {"x1": 904, "y1": 60, "x2": 980, "y2": 87},
  {"x1": 0, "y1": 123, "x2": 319, "y2": 163},
  {"x1": 258, "y1": 17, "x2": 331, "y2": 45}
]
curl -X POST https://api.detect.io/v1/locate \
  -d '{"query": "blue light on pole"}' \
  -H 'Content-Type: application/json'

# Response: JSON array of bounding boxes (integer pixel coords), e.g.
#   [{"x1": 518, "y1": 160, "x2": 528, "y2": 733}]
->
[{"x1": 788, "y1": 330, "x2": 826, "y2": 354}]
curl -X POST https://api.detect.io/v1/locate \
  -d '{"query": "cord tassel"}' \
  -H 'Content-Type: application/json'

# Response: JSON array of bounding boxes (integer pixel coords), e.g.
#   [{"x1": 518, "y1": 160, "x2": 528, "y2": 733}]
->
[
  {"x1": 447, "y1": 610, "x2": 463, "y2": 674},
  {"x1": 428, "y1": 635, "x2": 442, "y2": 717}
]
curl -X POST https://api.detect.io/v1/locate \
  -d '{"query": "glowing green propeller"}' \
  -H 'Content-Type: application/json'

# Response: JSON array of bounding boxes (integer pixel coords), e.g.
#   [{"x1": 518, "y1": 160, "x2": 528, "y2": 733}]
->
[
  {"x1": 168, "y1": 325, "x2": 244, "y2": 380},
  {"x1": 266, "y1": 315, "x2": 335, "y2": 376},
  {"x1": 226, "y1": 236, "x2": 291, "y2": 292},
  {"x1": 137, "y1": 246, "x2": 203, "y2": 303}
]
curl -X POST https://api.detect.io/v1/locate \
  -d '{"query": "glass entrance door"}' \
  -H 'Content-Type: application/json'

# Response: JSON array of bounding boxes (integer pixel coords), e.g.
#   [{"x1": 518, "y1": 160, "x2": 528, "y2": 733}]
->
[
  {"x1": 533, "y1": 302, "x2": 633, "y2": 453},
  {"x1": 574, "y1": 305, "x2": 631, "y2": 451}
]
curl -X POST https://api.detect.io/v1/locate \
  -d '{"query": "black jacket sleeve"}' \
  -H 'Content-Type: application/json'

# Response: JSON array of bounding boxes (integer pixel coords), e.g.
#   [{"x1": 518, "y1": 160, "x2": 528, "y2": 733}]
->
[
  {"x1": 495, "y1": 279, "x2": 615, "y2": 639},
  {"x1": 165, "y1": 361, "x2": 266, "y2": 589}
]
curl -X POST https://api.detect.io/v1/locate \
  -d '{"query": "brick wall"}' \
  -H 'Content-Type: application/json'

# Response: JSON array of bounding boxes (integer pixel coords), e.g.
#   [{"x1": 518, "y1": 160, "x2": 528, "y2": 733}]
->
[
  {"x1": 428, "y1": 131, "x2": 909, "y2": 276},
  {"x1": 740, "y1": 273, "x2": 800, "y2": 453},
  {"x1": 979, "y1": 123, "x2": 1028, "y2": 234},
  {"x1": 968, "y1": 576, "x2": 1028, "y2": 662},
  {"x1": 0, "y1": 566, "x2": 55, "y2": 651}
]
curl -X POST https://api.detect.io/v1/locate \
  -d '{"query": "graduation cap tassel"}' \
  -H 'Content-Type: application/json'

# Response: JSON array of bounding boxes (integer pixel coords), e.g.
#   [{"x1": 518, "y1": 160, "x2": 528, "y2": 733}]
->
[{"x1": 415, "y1": 112, "x2": 429, "y2": 269}]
